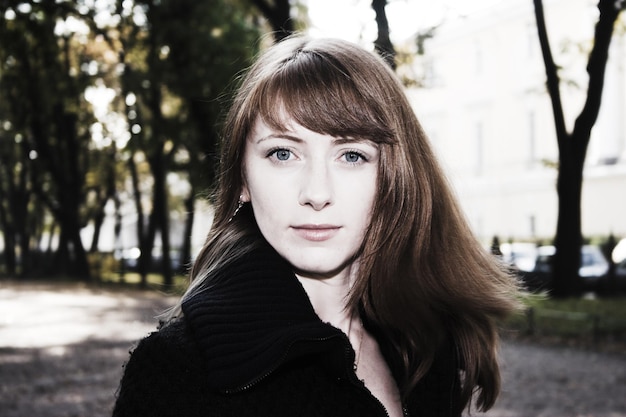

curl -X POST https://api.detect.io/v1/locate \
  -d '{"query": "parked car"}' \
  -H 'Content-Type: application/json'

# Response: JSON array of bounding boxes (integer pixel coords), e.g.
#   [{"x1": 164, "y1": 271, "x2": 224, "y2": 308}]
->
[
  {"x1": 531, "y1": 245, "x2": 609, "y2": 291},
  {"x1": 618, "y1": 258, "x2": 626, "y2": 277},
  {"x1": 616, "y1": 258, "x2": 626, "y2": 289},
  {"x1": 499, "y1": 242, "x2": 538, "y2": 272},
  {"x1": 612, "y1": 238, "x2": 626, "y2": 263},
  {"x1": 597, "y1": 257, "x2": 626, "y2": 293},
  {"x1": 116, "y1": 247, "x2": 183, "y2": 272}
]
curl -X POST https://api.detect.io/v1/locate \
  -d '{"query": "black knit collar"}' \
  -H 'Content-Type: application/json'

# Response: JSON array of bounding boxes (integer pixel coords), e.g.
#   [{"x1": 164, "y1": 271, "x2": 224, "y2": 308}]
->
[{"x1": 181, "y1": 243, "x2": 348, "y2": 392}]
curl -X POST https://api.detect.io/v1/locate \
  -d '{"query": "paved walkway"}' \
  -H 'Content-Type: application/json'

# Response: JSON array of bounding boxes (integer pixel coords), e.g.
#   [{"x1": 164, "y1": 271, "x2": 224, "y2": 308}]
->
[{"x1": 0, "y1": 282, "x2": 625, "y2": 417}]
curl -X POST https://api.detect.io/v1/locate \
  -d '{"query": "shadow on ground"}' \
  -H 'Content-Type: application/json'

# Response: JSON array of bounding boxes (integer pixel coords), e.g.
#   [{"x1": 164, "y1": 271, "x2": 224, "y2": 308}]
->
[
  {"x1": 1, "y1": 340, "x2": 132, "y2": 417},
  {"x1": 1, "y1": 282, "x2": 625, "y2": 417},
  {"x1": 0, "y1": 282, "x2": 175, "y2": 417}
]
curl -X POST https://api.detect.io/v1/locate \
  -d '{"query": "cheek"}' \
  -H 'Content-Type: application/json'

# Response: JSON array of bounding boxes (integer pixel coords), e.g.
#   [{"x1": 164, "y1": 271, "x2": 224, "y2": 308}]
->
[
  {"x1": 241, "y1": 160, "x2": 263, "y2": 203},
  {"x1": 360, "y1": 195, "x2": 377, "y2": 229},
  {"x1": 247, "y1": 175, "x2": 272, "y2": 202},
  {"x1": 357, "y1": 179, "x2": 378, "y2": 230},
  {"x1": 247, "y1": 179, "x2": 286, "y2": 221},
  {"x1": 357, "y1": 174, "x2": 378, "y2": 211}
]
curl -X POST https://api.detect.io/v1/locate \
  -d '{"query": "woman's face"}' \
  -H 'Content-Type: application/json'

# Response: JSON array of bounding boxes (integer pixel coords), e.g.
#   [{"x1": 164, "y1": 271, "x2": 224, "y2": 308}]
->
[{"x1": 242, "y1": 116, "x2": 379, "y2": 280}]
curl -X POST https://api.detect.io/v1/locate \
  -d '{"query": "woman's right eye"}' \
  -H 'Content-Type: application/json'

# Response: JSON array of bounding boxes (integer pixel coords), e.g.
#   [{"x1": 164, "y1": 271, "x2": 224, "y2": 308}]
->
[{"x1": 268, "y1": 148, "x2": 292, "y2": 161}]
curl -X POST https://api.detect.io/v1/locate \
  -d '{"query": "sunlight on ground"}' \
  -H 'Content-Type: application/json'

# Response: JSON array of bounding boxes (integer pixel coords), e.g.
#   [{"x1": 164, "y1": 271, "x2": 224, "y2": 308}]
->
[{"x1": 0, "y1": 287, "x2": 169, "y2": 349}]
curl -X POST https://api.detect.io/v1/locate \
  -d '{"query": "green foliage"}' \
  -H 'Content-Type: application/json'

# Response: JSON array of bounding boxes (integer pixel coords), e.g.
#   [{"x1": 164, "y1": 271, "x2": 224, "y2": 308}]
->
[
  {"x1": 0, "y1": 1, "x2": 109, "y2": 278},
  {"x1": 113, "y1": 0, "x2": 262, "y2": 286},
  {"x1": 0, "y1": 0, "x2": 263, "y2": 282},
  {"x1": 148, "y1": 0, "x2": 262, "y2": 191},
  {"x1": 117, "y1": 0, "x2": 261, "y2": 182},
  {"x1": 504, "y1": 295, "x2": 626, "y2": 351},
  {"x1": 101, "y1": 270, "x2": 189, "y2": 296}
]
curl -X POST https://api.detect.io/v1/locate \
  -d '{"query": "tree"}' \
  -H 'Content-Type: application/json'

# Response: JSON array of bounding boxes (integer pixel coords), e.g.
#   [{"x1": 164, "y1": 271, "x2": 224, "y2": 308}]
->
[
  {"x1": 115, "y1": 0, "x2": 261, "y2": 286},
  {"x1": 0, "y1": 1, "x2": 110, "y2": 280},
  {"x1": 155, "y1": 0, "x2": 260, "y2": 272},
  {"x1": 0, "y1": 121, "x2": 31, "y2": 277},
  {"x1": 1, "y1": 0, "x2": 262, "y2": 282},
  {"x1": 533, "y1": 0, "x2": 624, "y2": 296}
]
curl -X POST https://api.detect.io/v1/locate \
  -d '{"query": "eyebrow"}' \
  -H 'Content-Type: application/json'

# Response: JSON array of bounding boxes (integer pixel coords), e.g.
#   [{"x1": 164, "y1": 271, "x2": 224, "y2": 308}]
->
[
  {"x1": 254, "y1": 133, "x2": 303, "y2": 144},
  {"x1": 255, "y1": 133, "x2": 376, "y2": 147},
  {"x1": 333, "y1": 137, "x2": 377, "y2": 146}
]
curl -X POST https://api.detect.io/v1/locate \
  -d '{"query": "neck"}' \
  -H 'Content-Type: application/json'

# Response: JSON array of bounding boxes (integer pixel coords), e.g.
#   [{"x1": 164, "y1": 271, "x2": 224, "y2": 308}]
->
[
  {"x1": 296, "y1": 272, "x2": 355, "y2": 333},
  {"x1": 297, "y1": 269, "x2": 367, "y2": 375}
]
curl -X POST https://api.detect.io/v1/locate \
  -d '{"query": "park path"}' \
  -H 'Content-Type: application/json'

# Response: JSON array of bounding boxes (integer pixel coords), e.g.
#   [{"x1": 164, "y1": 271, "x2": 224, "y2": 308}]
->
[{"x1": 1, "y1": 282, "x2": 625, "y2": 417}]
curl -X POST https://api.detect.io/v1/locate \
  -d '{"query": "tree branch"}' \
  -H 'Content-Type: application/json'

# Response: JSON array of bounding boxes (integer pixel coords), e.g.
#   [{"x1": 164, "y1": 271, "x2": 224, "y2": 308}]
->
[
  {"x1": 372, "y1": 0, "x2": 396, "y2": 69},
  {"x1": 249, "y1": 0, "x2": 293, "y2": 42},
  {"x1": 534, "y1": 0, "x2": 568, "y2": 146},
  {"x1": 572, "y1": 0, "x2": 620, "y2": 151}
]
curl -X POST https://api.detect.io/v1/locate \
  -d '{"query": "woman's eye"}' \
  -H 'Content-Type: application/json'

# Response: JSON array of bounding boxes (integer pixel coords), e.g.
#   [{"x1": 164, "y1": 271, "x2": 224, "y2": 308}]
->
[
  {"x1": 270, "y1": 149, "x2": 292, "y2": 161},
  {"x1": 343, "y1": 151, "x2": 365, "y2": 163}
]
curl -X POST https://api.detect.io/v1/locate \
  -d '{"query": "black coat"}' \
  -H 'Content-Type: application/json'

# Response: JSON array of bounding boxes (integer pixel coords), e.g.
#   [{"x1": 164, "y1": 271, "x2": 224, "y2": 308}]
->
[{"x1": 112, "y1": 245, "x2": 462, "y2": 417}]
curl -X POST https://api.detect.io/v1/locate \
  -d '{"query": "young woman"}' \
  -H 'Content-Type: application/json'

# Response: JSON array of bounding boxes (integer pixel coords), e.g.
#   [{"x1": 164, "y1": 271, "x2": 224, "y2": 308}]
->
[{"x1": 113, "y1": 35, "x2": 520, "y2": 417}]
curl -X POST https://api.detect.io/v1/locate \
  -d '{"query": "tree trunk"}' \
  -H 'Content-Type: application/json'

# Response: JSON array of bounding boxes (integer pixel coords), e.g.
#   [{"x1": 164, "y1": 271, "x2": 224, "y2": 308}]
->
[
  {"x1": 144, "y1": 17, "x2": 173, "y2": 287},
  {"x1": 0, "y1": 159, "x2": 20, "y2": 277},
  {"x1": 249, "y1": 0, "x2": 293, "y2": 42},
  {"x1": 552, "y1": 135, "x2": 584, "y2": 296},
  {"x1": 89, "y1": 152, "x2": 116, "y2": 253},
  {"x1": 149, "y1": 156, "x2": 173, "y2": 287},
  {"x1": 128, "y1": 154, "x2": 148, "y2": 288},
  {"x1": 90, "y1": 209, "x2": 105, "y2": 253},
  {"x1": 179, "y1": 188, "x2": 196, "y2": 274},
  {"x1": 372, "y1": 0, "x2": 396, "y2": 70},
  {"x1": 533, "y1": 0, "x2": 621, "y2": 297},
  {"x1": 67, "y1": 220, "x2": 90, "y2": 279},
  {"x1": 113, "y1": 188, "x2": 125, "y2": 282},
  {"x1": 0, "y1": 192, "x2": 17, "y2": 277},
  {"x1": 56, "y1": 110, "x2": 90, "y2": 280}
]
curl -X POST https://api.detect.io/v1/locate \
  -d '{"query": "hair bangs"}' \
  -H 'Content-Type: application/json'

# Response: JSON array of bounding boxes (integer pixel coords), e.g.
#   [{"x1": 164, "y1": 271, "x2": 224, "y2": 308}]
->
[{"x1": 255, "y1": 49, "x2": 394, "y2": 144}]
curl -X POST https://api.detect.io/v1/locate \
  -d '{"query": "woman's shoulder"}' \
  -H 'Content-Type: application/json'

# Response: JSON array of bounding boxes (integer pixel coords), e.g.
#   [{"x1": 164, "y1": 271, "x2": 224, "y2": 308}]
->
[
  {"x1": 121, "y1": 319, "x2": 204, "y2": 382},
  {"x1": 113, "y1": 319, "x2": 211, "y2": 416},
  {"x1": 138, "y1": 318, "x2": 196, "y2": 354}
]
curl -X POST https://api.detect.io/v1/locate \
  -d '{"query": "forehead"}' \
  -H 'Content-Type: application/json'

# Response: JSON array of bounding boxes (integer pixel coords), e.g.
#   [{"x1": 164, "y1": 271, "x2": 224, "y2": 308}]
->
[
  {"x1": 248, "y1": 114, "x2": 375, "y2": 147},
  {"x1": 249, "y1": 66, "x2": 394, "y2": 146},
  {"x1": 248, "y1": 98, "x2": 392, "y2": 150},
  {"x1": 249, "y1": 106, "x2": 295, "y2": 135}
]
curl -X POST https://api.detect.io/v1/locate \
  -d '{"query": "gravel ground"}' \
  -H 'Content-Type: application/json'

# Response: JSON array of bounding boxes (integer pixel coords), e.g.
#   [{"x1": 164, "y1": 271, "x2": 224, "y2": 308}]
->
[{"x1": 1, "y1": 282, "x2": 625, "y2": 417}]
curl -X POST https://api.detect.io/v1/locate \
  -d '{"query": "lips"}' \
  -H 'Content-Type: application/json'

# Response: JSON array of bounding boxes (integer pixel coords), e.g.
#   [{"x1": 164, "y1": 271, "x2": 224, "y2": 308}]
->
[{"x1": 291, "y1": 225, "x2": 340, "y2": 242}]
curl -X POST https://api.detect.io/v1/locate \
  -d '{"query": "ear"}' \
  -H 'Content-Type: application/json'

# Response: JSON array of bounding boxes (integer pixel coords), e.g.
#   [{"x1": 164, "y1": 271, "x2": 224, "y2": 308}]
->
[{"x1": 240, "y1": 186, "x2": 250, "y2": 202}]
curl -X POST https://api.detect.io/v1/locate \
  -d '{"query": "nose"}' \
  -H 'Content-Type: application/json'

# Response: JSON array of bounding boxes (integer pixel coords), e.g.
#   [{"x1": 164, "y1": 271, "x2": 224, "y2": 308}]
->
[{"x1": 298, "y1": 159, "x2": 333, "y2": 211}]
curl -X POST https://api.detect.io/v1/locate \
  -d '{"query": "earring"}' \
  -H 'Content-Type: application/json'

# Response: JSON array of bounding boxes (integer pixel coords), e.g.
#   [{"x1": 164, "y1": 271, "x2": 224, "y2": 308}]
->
[{"x1": 229, "y1": 197, "x2": 244, "y2": 222}]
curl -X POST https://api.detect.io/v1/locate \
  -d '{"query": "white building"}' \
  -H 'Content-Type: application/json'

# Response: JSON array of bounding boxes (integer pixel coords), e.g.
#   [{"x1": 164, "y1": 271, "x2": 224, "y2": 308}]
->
[{"x1": 410, "y1": 0, "x2": 626, "y2": 243}]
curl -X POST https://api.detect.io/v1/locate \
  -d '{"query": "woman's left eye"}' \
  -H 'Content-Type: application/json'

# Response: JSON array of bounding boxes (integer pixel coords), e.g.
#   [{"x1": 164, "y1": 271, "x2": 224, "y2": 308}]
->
[
  {"x1": 343, "y1": 151, "x2": 366, "y2": 163},
  {"x1": 274, "y1": 149, "x2": 291, "y2": 161},
  {"x1": 267, "y1": 148, "x2": 292, "y2": 161}
]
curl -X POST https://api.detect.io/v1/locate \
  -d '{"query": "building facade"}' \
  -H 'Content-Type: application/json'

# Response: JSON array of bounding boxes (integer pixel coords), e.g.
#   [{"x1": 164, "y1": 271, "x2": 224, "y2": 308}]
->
[{"x1": 410, "y1": 0, "x2": 626, "y2": 243}]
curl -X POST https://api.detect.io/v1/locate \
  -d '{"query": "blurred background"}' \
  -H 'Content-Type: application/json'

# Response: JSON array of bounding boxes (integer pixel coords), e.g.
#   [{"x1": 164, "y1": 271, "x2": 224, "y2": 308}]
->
[
  {"x1": 1, "y1": 0, "x2": 626, "y2": 416},
  {"x1": 1, "y1": 0, "x2": 625, "y2": 293}
]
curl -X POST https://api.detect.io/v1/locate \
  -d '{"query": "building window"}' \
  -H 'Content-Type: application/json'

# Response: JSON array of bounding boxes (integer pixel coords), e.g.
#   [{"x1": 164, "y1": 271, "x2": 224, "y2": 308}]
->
[
  {"x1": 474, "y1": 41, "x2": 483, "y2": 75},
  {"x1": 527, "y1": 110, "x2": 536, "y2": 169},
  {"x1": 526, "y1": 23, "x2": 536, "y2": 58},
  {"x1": 475, "y1": 121, "x2": 484, "y2": 175}
]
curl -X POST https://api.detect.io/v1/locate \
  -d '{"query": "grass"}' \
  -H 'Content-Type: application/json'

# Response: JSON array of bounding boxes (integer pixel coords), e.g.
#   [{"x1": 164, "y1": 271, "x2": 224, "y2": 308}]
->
[
  {"x1": 89, "y1": 252, "x2": 189, "y2": 295},
  {"x1": 7, "y1": 252, "x2": 626, "y2": 353},
  {"x1": 503, "y1": 293, "x2": 626, "y2": 352},
  {"x1": 99, "y1": 270, "x2": 189, "y2": 295}
]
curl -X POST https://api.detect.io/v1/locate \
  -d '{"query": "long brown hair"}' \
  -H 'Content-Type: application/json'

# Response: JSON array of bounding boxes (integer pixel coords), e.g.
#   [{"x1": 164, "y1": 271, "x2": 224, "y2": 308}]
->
[{"x1": 181, "y1": 35, "x2": 520, "y2": 413}]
